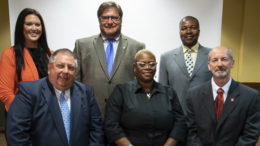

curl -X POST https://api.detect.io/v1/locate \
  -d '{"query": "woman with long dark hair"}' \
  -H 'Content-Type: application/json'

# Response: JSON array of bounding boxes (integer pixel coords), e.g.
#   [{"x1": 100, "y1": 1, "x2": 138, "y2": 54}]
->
[{"x1": 0, "y1": 8, "x2": 51, "y2": 111}]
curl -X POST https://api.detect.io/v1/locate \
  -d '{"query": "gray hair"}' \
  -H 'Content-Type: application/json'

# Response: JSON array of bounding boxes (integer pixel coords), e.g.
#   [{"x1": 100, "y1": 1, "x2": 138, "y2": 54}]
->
[
  {"x1": 49, "y1": 48, "x2": 78, "y2": 68},
  {"x1": 97, "y1": 1, "x2": 123, "y2": 19},
  {"x1": 208, "y1": 47, "x2": 234, "y2": 61}
]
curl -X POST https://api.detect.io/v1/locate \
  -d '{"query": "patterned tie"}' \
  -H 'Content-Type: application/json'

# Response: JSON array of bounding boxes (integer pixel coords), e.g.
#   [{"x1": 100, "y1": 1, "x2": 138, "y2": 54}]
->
[
  {"x1": 60, "y1": 91, "x2": 70, "y2": 142},
  {"x1": 185, "y1": 49, "x2": 194, "y2": 76},
  {"x1": 214, "y1": 88, "x2": 224, "y2": 121},
  {"x1": 106, "y1": 39, "x2": 114, "y2": 76}
]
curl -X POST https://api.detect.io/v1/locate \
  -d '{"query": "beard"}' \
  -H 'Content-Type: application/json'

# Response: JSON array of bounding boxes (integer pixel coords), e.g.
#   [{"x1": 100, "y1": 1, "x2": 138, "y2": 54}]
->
[
  {"x1": 100, "y1": 26, "x2": 121, "y2": 39},
  {"x1": 212, "y1": 66, "x2": 229, "y2": 78}
]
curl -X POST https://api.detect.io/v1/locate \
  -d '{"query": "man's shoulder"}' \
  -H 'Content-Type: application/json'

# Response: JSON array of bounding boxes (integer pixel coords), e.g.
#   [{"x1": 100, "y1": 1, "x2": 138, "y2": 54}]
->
[
  {"x1": 161, "y1": 46, "x2": 182, "y2": 57},
  {"x1": 198, "y1": 44, "x2": 212, "y2": 52},
  {"x1": 121, "y1": 34, "x2": 144, "y2": 45},
  {"x1": 73, "y1": 81, "x2": 94, "y2": 92},
  {"x1": 189, "y1": 81, "x2": 210, "y2": 93},
  {"x1": 235, "y1": 81, "x2": 259, "y2": 96},
  {"x1": 75, "y1": 34, "x2": 99, "y2": 43}
]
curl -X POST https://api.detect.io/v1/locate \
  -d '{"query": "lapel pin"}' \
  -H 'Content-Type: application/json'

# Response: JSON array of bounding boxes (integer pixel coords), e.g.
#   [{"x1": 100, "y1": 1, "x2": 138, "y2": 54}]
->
[
  {"x1": 123, "y1": 46, "x2": 126, "y2": 50},
  {"x1": 231, "y1": 98, "x2": 234, "y2": 102}
]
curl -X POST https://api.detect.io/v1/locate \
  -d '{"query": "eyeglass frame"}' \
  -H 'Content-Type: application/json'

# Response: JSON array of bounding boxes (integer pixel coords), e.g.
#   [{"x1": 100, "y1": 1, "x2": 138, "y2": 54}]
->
[
  {"x1": 135, "y1": 61, "x2": 157, "y2": 68},
  {"x1": 99, "y1": 16, "x2": 121, "y2": 22}
]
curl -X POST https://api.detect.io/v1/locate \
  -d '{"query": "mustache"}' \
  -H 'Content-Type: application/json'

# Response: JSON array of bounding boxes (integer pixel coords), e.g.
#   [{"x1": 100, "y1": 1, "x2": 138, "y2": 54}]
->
[{"x1": 214, "y1": 66, "x2": 226, "y2": 72}]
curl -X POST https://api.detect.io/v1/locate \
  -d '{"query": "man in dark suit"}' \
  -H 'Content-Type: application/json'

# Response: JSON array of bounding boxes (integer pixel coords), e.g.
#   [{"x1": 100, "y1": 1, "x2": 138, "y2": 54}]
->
[
  {"x1": 73, "y1": 1, "x2": 145, "y2": 118},
  {"x1": 6, "y1": 49, "x2": 104, "y2": 146},
  {"x1": 186, "y1": 46, "x2": 260, "y2": 146},
  {"x1": 159, "y1": 16, "x2": 212, "y2": 114}
]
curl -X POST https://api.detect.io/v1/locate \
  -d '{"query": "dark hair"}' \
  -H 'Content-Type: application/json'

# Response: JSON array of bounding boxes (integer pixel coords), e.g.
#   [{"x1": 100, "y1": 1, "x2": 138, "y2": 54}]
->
[
  {"x1": 97, "y1": 1, "x2": 123, "y2": 19},
  {"x1": 179, "y1": 16, "x2": 200, "y2": 30},
  {"x1": 14, "y1": 8, "x2": 51, "y2": 81}
]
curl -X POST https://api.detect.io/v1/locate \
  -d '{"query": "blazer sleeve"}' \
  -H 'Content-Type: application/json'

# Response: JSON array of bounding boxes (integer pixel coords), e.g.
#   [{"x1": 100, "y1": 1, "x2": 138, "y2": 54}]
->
[
  {"x1": 159, "y1": 54, "x2": 169, "y2": 86},
  {"x1": 168, "y1": 88, "x2": 187, "y2": 142},
  {"x1": 87, "y1": 86, "x2": 105, "y2": 145},
  {"x1": 186, "y1": 90, "x2": 203, "y2": 146},
  {"x1": 0, "y1": 47, "x2": 18, "y2": 110},
  {"x1": 235, "y1": 91, "x2": 260, "y2": 146},
  {"x1": 6, "y1": 83, "x2": 33, "y2": 146},
  {"x1": 73, "y1": 39, "x2": 82, "y2": 82},
  {"x1": 104, "y1": 85, "x2": 127, "y2": 144}
]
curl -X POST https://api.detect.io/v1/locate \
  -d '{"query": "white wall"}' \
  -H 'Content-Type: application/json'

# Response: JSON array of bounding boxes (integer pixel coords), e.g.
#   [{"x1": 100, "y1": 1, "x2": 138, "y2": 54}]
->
[{"x1": 8, "y1": 0, "x2": 223, "y2": 79}]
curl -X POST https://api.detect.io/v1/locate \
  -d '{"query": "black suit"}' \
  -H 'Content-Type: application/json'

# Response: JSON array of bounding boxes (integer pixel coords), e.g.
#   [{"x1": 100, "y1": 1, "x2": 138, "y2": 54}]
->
[
  {"x1": 6, "y1": 77, "x2": 104, "y2": 146},
  {"x1": 186, "y1": 80, "x2": 260, "y2": 146}
]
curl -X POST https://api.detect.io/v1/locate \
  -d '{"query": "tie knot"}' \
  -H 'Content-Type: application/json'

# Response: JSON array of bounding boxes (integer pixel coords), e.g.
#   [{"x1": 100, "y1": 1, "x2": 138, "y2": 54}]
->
[
  {"x1": 107, "y1": 39, "x2": 115, "y2": 43},
  {"x1": 187, "y1": 49, "x2": 192, "y2": 53},
  {"x1": 217, "y1": 88, "x2": 223, "y2": 94},
  {"x1": 60, "y1": 91, "x2": 65, "y2": 100}
]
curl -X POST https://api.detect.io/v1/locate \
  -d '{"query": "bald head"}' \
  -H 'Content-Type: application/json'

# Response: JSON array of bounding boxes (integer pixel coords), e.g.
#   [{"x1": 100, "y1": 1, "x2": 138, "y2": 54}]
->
[{"x1": 208, "y1": 46, "x2": 233, "y2": 62}]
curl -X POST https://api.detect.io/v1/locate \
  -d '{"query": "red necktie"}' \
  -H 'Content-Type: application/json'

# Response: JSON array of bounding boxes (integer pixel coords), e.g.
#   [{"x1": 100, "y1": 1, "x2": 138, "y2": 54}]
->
[{"x1": 214, "y1": 88, "x2": 224, "y2": 121}]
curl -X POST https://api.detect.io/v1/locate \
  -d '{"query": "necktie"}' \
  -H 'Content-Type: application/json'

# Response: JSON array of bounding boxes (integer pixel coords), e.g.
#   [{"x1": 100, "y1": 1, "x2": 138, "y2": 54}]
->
[
  {"x1": 106, "y1": 39, "x2": 114, "y2": 76},
  {"x1": 214, "y1": 88, "x2": 224, "y2": 121},
  {"x1": 185, "y1": 49, "x2": 194, "y2": 76},
  {"x1": 60, "y1": 91, "x2": 70, "y2": 142}
]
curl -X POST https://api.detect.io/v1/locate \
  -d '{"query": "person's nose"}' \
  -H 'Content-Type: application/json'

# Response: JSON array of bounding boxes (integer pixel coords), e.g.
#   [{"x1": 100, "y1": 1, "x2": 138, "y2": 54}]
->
[
  {"x1": 107, "y1": 17, "x2": 113, "y2": 24},
  {"x1": 31, "y1": 24, "x2": 37, "y2": 30},
  {"x1": 186, "y1": 27, "x2": 192, "y2": 33},
  {"x1": 216, "y1": 60, "x2": 223, "y2": 66},
  {"x1": 63, "y1": 66, "x2": 69, "y2": 73}
]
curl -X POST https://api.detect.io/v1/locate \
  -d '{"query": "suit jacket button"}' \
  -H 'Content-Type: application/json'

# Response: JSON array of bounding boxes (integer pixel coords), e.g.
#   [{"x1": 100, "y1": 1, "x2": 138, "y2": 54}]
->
[
  {"x1": 105, "y1": 98, "x2": 107, "y2": 103},
  {"x1": 108, "y1": 81, "x2": 111, "y2": 84}
]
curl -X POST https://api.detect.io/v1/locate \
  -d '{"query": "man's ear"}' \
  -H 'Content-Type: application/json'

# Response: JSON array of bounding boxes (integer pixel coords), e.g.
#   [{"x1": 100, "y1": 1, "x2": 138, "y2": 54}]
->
[{"x1": 47, "y1": 63, "x2": 51, "y2": 74}]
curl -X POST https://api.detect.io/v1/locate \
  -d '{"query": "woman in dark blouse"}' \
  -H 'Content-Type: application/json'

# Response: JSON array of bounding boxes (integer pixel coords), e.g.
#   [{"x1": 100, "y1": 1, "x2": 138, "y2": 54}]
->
[
  {"x1": 0, "y1": 8, "x2": 51, "y2": 111},
  {"x1": 105, "y1": 49, "x2": 186, "y2": 146}
]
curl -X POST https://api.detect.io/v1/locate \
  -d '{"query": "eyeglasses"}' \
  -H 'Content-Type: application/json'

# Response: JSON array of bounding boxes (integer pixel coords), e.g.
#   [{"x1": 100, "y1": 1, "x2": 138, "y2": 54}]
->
[
  {"x1": 100, "y1": 16, "x2": 121, "y2": 22},
  {"x1": 136, "y1": 62, "x2": 157, "y2": 68}
]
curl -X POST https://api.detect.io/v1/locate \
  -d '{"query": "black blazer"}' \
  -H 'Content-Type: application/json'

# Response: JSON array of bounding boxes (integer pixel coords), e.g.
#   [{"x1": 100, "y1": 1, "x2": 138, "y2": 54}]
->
[
  {"x1": 6, "y1": 77, "x2": 104, "y2": 146},
  {"x1": 186, "y1": 80, "x2": 260, "y2": 146}
]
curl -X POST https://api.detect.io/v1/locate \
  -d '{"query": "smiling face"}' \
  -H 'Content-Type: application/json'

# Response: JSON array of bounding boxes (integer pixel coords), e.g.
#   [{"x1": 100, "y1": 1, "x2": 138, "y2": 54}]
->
[
  {"x1": 48, "y1": 52, "x2": 76, "y2": 91},
  {"x1": 180, "y1": 18, "x2": 200, "y2": 48},
  {"x1": 134, "y1": 52, "x2": 157, "y2": 83},
  {"x1": 208, "y1": 47, "x2": 234, "y2": 81},
  {"x1": 23, "y1": 14, "x2": 42, "y2": 47},
  {"x1": 99, "y1": 7, "x2": 122, "y2": 39}
]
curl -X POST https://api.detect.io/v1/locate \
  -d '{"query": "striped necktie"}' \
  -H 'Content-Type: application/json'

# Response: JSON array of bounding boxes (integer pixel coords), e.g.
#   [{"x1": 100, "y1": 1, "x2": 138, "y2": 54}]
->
[{"x1": 185, "y1": 49, "x2": 194, "y2": 76}]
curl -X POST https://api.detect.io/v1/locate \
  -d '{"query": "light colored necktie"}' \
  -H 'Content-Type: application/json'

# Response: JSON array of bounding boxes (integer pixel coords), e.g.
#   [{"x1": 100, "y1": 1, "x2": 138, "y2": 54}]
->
[
  {"x1": 106, "y1": 39, "x2": 114, "y2": 76},
  {"x1": 60, "y1": 91, "x2": 70, "y2": 142},
  {"x1": 185, "y1": 49, "x2": 194, "y2": 76},
  {"x1": 214, "y1": 88, "x2": 224, "y2": 121}
]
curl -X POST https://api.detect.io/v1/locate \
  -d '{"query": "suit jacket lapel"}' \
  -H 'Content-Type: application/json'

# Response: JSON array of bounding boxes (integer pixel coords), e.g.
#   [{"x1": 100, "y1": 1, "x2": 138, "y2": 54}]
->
[
  {"x1": 201, "y1": 81, "x2": 217, "y2": 121},
  {"x1": 42, "y1": 79, "x2": 69, "y2": 145},
  {"x1": 93, "y1": 35, "x2": 110, "y2": 79},
  {"x1": 191, "y1": 45, "x2": 209, "y2": 78},
  {"x1": 70, "y1": 84, "x2": 81, "y2": 144},
  {"x1": 217, "y1": 80, "x2": 240, "y2": 129},
  {"x1": 173, "y1": 47, "x2": 190, "y2": 78},
  {"x1": 110, "y1": 35, "x2": 127, "y2": 79}
]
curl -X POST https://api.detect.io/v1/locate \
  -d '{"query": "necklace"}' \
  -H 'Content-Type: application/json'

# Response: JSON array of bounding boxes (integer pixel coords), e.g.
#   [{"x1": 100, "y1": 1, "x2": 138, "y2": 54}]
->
[{"x1": 146, "y1": 92, "x2": 151, "y2": 100}]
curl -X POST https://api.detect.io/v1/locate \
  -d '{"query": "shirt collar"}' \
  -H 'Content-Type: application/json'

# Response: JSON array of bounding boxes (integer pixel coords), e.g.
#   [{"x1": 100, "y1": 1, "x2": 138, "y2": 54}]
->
[
  {"x1": 133, "y1": 80, "x2": 164, "y2": 94},
  {"x1": 211, "y1": 77, "x2": 232, "y2": 95},
  {"x1": 53, "y1": 87, "x2": 70, "y2": 100},
  {"x1": 101, "y1": 34, "x2": 120, "y2": 42},
  {"x1": 182, "y1": 42, "x2": 199, "y2": 53}
]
